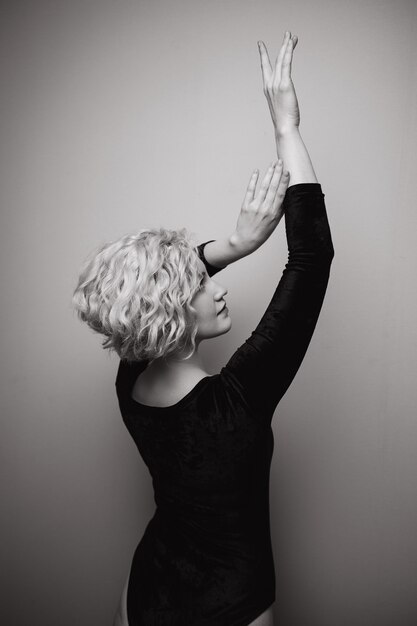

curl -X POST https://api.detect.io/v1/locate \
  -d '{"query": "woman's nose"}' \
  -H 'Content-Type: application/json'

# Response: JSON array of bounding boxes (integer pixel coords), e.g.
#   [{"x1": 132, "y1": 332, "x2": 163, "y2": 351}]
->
[{"x1": 216, "y1": 284, "x2": 228, "y2": 299}]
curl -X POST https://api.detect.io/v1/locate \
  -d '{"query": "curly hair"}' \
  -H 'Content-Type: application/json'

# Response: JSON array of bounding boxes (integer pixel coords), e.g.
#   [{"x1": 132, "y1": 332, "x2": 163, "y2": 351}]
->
[{"x1": 72, "y1": 227, "x2": 206, "y2": 363}]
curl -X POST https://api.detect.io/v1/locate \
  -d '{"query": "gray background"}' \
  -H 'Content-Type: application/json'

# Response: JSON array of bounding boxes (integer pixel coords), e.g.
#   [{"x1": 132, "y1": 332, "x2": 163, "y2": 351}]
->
[{"x1": 1, "y1": 0, "x2": 417, "y2": 624}]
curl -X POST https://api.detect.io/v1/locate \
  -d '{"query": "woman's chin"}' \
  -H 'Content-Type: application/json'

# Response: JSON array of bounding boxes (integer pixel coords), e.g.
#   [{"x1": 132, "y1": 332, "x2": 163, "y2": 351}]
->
[
  {"x1": 218, "y1": 316, "x2": 232, "y2": 334},
  {"x1": 198, "y1": 317, "x2": 232, "y2": 341}
]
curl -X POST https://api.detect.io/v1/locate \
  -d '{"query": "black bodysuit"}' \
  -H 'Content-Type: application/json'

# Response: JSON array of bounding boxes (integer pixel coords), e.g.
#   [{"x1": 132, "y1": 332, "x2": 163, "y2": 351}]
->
[{"x1": 115, "y1": 182, "x2": 334, "y2": 626}]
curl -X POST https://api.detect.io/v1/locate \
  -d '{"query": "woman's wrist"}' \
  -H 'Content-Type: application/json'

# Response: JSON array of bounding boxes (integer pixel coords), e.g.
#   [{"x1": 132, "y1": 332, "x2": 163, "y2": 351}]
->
[
  {"x1": 228, "y1": 232, "x2": 257, "y2": 258},
  {"x1": 274, "y1": 124, "x2": 300, "y2": 141},
  {"x1": 202, "y1": 234, "x2": 254, "y2": 269}
]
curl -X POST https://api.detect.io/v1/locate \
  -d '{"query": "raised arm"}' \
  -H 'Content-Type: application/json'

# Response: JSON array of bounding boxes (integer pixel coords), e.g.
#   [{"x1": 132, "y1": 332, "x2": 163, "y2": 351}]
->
[
  {"x1": 217, "y1": 182, "x2": 334, "y2": 419},
  {"x1": 207, "y1": 32, "x2": 334, "y2": 419},
  {"x1": 200, "y1": 31, "x2": 316, "y2": 271}
]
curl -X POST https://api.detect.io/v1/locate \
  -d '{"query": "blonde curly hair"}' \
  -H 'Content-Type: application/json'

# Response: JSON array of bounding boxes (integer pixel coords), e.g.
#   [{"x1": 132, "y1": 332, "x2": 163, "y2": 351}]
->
[{"x1": 72, "y1": 227, "x2": 205, "y2": 363}]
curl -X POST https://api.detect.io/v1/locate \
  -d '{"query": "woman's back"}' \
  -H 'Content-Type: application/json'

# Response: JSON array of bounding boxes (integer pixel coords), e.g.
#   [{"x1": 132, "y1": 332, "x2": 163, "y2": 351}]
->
[{"x1": 116, "y1": 356, "x2": 277, "y2": 626}]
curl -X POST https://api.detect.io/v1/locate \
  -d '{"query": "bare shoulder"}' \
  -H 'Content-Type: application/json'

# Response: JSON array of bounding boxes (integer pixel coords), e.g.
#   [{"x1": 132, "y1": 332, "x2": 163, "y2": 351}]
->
[{"x1": 131, "y1": 367, "x2": 210, "y2": 407}]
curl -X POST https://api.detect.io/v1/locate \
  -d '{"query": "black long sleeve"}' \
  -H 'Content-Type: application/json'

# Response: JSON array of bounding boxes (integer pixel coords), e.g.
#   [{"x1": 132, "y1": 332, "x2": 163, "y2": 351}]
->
[{"x1": 198, "y1": 182, "x2": 334, "y2": 419}]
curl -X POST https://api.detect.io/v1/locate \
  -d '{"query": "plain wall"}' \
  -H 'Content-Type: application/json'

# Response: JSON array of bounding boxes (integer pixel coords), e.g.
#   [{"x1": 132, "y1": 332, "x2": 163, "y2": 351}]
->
[{"x1": 1, "y1": 0, "x2": 417, "y2": 624}]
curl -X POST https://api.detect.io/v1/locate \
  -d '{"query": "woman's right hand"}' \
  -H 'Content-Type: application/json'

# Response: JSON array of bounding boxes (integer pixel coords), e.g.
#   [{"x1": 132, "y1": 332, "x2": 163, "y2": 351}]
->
[
  {"x1": 230, "y1": 160, "x2": 290, "y2": 253},
  {"x1": 258, "y1": 31, "x2": 300, "y2": 135}
]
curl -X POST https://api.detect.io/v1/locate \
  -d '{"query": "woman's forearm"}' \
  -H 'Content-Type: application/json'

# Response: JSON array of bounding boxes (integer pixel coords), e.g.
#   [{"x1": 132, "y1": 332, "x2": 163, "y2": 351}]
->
[{"x1": 275, "y1": 128, "x2": 318, "y2": 186}]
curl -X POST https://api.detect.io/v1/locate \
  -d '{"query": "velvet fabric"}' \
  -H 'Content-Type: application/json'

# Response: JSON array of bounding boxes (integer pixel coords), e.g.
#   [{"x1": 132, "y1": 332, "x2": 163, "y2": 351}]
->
[{"x1": 115, "y1": 182, "x2": 334, "y2": 625}]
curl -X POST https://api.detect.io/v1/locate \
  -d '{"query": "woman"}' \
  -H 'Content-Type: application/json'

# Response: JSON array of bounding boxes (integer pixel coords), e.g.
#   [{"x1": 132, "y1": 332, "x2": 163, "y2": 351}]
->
[{"x1": 73, "y1": 30, "x2": 334, "y2": 626}]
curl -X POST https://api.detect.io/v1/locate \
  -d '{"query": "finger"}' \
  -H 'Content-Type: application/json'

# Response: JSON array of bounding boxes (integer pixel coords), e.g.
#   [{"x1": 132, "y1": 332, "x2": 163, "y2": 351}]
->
[
  {"x1": 257, "y1": 161, "x2": 278, "y2": 203},
  {"x1": 273, "y1": 170, "x2": 290, "y2": 211},
  {"x1": 257, "y1": 40, "x2": 273, "y2": 86},
  {"x1": 242, "y1": 169, "x2": 259, "y2": 208},
  {"x1": 281, "y1": 36, "x2": 294, "y2": 82},
  {"x1": 264, "y1": 161, "x2": 284, "y2": 205},
  {"x1": 274, "y1": 31, "x2": 291, "y2": 76}
]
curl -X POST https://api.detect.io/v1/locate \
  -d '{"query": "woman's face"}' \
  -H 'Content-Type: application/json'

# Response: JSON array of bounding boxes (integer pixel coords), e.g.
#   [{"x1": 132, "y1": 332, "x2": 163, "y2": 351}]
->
[{"x1": 191, "y1": 258, "x2": 232, "y2": 343}]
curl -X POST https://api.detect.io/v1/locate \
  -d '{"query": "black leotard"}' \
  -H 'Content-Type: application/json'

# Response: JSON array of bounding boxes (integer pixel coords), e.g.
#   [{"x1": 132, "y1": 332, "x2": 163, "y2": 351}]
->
[{"x1": 115, "y1": 182, "x2": 334, "y2": 625}]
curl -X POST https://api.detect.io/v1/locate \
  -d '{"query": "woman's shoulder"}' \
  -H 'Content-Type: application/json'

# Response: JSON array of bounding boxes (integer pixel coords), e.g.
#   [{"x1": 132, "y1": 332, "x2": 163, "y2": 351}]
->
[{"x1": 131, "y1": 367, "x2": 211, "y2": 408}]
